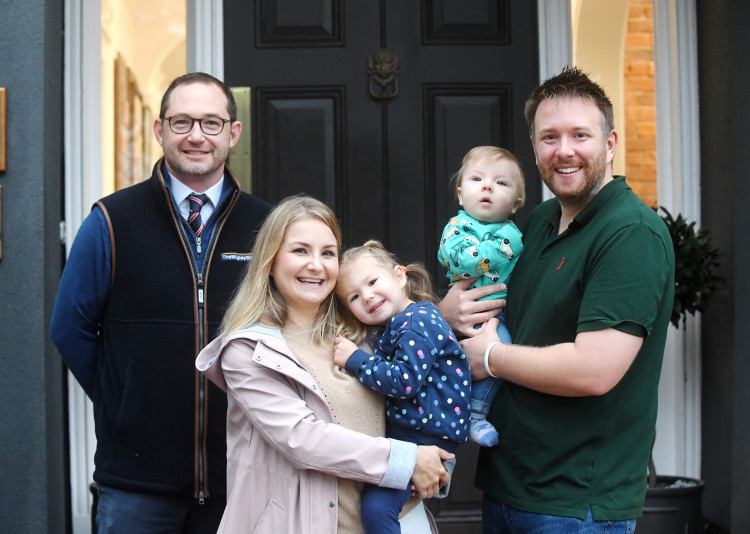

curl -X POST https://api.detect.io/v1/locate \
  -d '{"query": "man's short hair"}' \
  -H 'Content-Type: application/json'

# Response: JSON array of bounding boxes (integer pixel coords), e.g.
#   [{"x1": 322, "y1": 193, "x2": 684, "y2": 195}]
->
[
  {"x1": 159, "y1": 72, "x2": 238, "y2": 122},
  {"x1": 524, "y1": 66, "x2": 614, "y2": 137}
]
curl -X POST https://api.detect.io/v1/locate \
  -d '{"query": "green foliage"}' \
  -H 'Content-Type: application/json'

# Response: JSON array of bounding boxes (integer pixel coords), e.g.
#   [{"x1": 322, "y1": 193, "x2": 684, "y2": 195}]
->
[{"x1": 659, "y1": 207, "x2": 725, "y2": 328}]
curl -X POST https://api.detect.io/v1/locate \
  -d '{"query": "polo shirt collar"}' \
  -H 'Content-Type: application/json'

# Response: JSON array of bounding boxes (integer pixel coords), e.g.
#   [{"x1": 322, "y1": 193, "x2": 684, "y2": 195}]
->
[{"x1": 556, "y1": 175, "x2": 629, "y2": 232}]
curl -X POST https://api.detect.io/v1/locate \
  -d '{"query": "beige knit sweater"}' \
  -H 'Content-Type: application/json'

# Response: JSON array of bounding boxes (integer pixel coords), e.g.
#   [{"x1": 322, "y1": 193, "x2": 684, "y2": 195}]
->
[
  {"x1": 283, "y1": 325, "x2": 422, "y2": 532},
  {"x1": 283, "y1": 325, "x2": 386, "y2": 533}
]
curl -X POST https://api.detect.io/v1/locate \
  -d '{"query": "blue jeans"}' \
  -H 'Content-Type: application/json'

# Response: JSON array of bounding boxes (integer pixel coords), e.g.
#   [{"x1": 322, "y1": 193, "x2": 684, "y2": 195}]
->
[
  {"x1": 95, "y1": 484, "x2": 225, "y2": 534},
  {"x1": 471, "y1": 311, "x2": 512, "y2": 416},
  {"x1": 361, "y1": 485, "x2": 413, "y2": 534},
  {"x1": 360, "y1": 457, "x2": 456, "y2": 533},
  {"x1": 482, "y1": 494, "x2": 637, "y2": 534}
]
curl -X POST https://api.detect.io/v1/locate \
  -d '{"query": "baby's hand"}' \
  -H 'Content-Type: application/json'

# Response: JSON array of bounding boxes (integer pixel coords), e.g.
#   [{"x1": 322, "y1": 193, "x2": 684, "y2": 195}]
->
[{"x1": 333, "y1": 336, "x2": 358, "y2": 367}]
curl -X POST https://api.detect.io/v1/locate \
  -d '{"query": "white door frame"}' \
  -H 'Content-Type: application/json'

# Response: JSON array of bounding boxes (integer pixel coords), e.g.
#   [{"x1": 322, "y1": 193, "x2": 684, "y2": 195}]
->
[
  {"x1": 63, "y1": 1, "x2": 102, "y2": 532},
  {"x1": 63, "y1": 1, "x2": 700, "y2": 531}
]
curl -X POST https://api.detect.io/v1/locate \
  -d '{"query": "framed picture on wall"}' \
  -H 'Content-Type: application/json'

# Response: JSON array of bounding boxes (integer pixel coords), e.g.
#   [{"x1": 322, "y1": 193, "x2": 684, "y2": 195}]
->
[{"x1": 114, "y1": 54, "x2": 150, "y2": 190}]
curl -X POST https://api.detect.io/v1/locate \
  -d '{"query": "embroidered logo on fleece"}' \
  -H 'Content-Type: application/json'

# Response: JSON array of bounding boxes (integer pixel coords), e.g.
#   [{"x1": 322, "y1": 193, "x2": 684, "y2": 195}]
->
[{"x1": 220, "y1": 252, "x2": 253, "y2": 262}]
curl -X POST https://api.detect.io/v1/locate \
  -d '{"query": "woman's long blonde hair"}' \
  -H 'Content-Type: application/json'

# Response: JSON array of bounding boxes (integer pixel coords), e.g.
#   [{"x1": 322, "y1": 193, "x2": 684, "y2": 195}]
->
[
  {"x1": 219, "y1": 194, "x2": 342, "y2": 345},
  {"x1": 336, "y1": 240, "x2": 437, "y2": 343}
]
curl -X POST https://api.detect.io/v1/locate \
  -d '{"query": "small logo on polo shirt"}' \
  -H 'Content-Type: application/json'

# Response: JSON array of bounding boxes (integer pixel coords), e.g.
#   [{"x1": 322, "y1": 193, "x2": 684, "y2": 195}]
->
[
  {"x1": 221, "y1": 252, "x2": 253, "y2": 262},
  {"x1": 556, "y1": 257, "x2": 566, "y2": 270}
]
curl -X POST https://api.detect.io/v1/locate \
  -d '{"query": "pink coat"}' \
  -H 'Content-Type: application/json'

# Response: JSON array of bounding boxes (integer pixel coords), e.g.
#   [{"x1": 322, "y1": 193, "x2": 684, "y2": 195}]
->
[{"x1": 196, "y1": 326, "x2": 397, "y2": 534}]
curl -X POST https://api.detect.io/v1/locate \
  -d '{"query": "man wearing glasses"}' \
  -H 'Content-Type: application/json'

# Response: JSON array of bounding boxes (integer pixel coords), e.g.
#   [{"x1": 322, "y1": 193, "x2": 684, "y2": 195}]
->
[{"x1": 51, "y1": 73, "x2": 272, "y2": 533}]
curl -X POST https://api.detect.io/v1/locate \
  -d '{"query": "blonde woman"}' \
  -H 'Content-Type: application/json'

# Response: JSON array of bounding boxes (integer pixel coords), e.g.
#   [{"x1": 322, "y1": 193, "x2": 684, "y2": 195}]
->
[{"x1": 196, "y1": 195, "x2": 451, "y2": 533}]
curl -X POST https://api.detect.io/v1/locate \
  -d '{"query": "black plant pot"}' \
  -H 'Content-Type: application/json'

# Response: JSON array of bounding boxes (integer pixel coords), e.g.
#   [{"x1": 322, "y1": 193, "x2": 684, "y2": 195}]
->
[{"x1": 638, "y1": 475, "x2": 705, "y2": 533}]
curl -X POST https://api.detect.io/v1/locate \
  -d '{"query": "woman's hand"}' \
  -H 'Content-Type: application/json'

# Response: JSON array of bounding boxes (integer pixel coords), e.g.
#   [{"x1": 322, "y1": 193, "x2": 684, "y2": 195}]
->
[
  {"x1": 333, "y1": 336, "x2": 358, "y2": 367},
  {"x1": 438, "y1": 278, "x2": 506, "y2": 337},
  {"x1": 410, "y1": 446, "x2": 455, "y2": 499}
]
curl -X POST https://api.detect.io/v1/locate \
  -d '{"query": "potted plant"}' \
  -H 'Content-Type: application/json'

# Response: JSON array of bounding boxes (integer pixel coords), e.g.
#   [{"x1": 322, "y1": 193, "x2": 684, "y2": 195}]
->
[
  {"x1": 638, "y1": 207, "x2": 725, "y2": 533},
  {"x1": 640, "y1": 431, "x2": 706, "y2": 533},
  {"x1": 660, "y1": 208, "x2": 724, "y2": 329}
]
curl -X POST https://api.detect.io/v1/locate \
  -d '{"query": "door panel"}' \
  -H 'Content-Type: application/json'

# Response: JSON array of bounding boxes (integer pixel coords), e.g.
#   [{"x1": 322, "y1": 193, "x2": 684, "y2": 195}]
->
[
  {"x1": 424, "y1": 84, "x2": 513, "y2": 280},
  {"x1": 255, "y1": 88, "x2": 345, "y2": 208},
  {"x1": 422, "y1": 0, "x2": 510, "y2": 44},
  {"x1": 257, "y1": 0, "x2": 344, "y2": 47},
  {"x1": 225, "y1": 1, "x2": 538, "y2": 529}
]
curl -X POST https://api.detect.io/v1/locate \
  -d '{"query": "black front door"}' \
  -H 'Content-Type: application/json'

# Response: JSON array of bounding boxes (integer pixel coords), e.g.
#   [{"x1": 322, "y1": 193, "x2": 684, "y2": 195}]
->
[{"x1": 224, "y1": 1, "x2": 539, "y2": 529}]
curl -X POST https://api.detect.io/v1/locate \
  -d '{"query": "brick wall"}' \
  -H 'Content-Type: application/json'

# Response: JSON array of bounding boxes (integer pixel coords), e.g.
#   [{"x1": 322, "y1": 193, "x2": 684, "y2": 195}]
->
[{"x1": 624, "y1": 0, "x2": 658, "y2": 207}]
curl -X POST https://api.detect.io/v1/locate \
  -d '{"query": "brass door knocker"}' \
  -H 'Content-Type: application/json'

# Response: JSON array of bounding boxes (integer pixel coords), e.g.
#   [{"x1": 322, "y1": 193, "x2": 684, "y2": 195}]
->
[{"x1": 367, "y1": 48, "x2": 400, "y2": 101}]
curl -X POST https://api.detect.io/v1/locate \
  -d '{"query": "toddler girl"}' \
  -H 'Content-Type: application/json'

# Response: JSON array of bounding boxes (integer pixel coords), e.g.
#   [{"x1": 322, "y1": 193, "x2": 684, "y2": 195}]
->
[{"x1": 334, "y1": 240, "x2": 470, "y2": 534}]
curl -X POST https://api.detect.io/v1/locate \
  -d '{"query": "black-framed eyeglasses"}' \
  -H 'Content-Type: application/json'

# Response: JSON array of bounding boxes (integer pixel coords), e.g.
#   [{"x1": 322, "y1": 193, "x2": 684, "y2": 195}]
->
[{"x1": 164, "y1": 115, "x2": 231, "y2": 135}]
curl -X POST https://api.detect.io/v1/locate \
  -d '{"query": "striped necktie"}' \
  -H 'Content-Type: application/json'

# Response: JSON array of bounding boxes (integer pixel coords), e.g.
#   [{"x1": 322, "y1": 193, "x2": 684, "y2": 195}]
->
[{"x1": 187, "y1": 193, "x2": 209, "y2": 236}]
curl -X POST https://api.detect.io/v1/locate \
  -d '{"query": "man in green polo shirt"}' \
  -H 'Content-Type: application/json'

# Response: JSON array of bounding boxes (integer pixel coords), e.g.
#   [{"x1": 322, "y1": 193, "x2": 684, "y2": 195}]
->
[{"x1": 458, "y1": 67, "x2": 675, "y2": 532}]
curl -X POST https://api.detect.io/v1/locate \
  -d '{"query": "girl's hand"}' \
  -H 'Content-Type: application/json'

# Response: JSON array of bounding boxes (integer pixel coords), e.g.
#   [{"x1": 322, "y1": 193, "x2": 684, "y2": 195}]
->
[{"x1": 333, "y1": 336, "x2": 358, "y2": 367}]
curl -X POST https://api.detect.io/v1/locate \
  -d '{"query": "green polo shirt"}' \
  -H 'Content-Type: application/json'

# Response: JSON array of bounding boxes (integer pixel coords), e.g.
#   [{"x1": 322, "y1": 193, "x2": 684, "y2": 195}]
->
[{"x1": 476, "y1": 177, "x2": 675, "y2": 520}]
